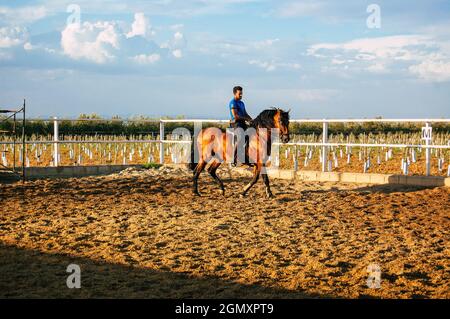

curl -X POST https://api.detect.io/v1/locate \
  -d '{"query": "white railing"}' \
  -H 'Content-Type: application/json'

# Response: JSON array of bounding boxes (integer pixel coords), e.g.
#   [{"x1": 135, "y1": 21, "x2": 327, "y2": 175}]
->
[
  {"x1": 1, "y1": 117, "x2": 449, "y2": 176},
  {"x1": 287, "y1": 119, "x2": 450, "y2": 175}
]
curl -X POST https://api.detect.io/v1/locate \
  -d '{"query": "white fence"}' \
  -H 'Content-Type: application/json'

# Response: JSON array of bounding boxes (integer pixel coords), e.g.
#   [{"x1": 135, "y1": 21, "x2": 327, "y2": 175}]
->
[{"x1": 1, "y1": 117, "x2": 450, "y2": 176}]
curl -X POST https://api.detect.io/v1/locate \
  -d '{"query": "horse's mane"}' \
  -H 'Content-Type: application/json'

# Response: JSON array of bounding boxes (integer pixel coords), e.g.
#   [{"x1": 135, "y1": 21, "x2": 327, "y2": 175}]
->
[{"x1": 250, "y1": 107, "x2": 289, "y2": 128}]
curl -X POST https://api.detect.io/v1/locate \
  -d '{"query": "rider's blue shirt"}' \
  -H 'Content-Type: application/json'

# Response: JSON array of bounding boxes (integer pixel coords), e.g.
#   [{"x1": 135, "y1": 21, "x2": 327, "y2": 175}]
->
[{"x1": 229, "y1": 98, "x2": 246, "y2": 121}]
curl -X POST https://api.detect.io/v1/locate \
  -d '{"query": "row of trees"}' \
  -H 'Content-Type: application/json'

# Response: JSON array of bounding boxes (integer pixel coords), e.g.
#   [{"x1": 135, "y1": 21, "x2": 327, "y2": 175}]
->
[{"x1": 1, "y1": 113, "x2": 449, "y2": 137}]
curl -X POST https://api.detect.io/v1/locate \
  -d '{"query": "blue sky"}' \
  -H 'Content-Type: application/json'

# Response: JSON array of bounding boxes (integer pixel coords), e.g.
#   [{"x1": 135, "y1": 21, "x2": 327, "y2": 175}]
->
[{"x1": 0, "y1": 0, "x2": 450, "y2": 119}]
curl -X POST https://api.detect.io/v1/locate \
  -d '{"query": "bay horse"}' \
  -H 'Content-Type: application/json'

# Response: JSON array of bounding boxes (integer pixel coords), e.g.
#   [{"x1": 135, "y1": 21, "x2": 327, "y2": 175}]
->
[{"x1": 190, "y1": 108, "x2": 290, "y2": 198}]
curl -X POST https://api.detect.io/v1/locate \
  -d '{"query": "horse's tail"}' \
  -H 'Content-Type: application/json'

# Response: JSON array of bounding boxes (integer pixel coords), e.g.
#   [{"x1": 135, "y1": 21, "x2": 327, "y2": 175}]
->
[{"x1": 188, "y1": 136, "x2": 197, "y2": 171}]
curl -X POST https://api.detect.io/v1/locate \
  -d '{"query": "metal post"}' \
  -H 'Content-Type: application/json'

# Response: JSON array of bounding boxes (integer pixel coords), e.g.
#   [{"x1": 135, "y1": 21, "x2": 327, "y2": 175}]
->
[
  {"x1": 13, "y1": 113, "x2": 16, "y2": 172},
  {"x1": 53, "y1": 117, "x2": 59, "y2": 167},
  {"x1": 322, "y1": 121, "x2": 328, "y2": 172},
  {"x1": 425, "y1": 122, "x2": 431, "y2": 176},
  {"x1": 159, "y1": 120, "x2": 165, "y2": 164},
  {"x1": 22, "y1": 99, "x2": 25, "y2": 182}
]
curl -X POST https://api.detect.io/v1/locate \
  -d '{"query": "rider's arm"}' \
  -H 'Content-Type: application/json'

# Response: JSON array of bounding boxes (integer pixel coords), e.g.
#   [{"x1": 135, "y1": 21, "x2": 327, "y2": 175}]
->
[
  {"x1": 243, "y1": 109, "x2": 252, "y2": 121},
  {"x1": 231, "y1": 108, "x2": 241, "y2": 122},
  {"x1": 242, "y1": 106, "x2": 252, "y2": 121},
  {"x1": 231, "y1": 100, "x2": 251, "y2": 122}
]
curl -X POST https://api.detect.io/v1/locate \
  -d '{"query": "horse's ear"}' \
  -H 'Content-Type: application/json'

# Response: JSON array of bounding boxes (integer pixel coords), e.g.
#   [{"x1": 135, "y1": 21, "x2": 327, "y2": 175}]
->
[{"x1": 287, "y1": 109, "x2": 291, "y2": 114}]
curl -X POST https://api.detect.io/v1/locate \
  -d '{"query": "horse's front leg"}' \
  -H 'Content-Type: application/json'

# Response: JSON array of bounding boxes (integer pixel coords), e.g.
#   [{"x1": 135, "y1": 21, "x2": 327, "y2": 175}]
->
[
  {"x1": 193, "y1": 161, "x2": 206, "y2": 196},
  {"x1": 261, "y1": 171, "x2": 274, "y2": 198},
  {"x1": 241, "y1": 164, "x2": 261, "y2": 197}
]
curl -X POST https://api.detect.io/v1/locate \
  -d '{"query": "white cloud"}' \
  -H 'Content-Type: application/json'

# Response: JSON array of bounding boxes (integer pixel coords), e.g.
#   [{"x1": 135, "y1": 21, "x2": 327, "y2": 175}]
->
[
  {"x1": 409, "y1": 60, "x2": 450, "y2": 82},
  {"x1": 45, "y1": 47, "x2": 56, "y2": 54},
  {"x1": 0, "y1": 6, "x2": 48, "y2": 25},
  {"x1": 61, "y1": 21, "x2": 120, "y2": 64},
  {"x1": 331, "y1": 58, "x2": 347, "y2": 65},
  {"x1": 172, "y1": 49, "x2": 183, "y2": 59},
  {"x1": 23, "y1": 42, "x2": 34, "y2": 51},
  {"x1": 355, "y1": 53, "x2": 376, "y2": 61},
  {"x1": 308, "y1": 35, "x2": 430, "y2": 60},
  {"x1": 132, "y1": 53, "x2": 160, "y2": 64},
  {"x1": 161, "y1": 32, "x2": 186, "y2": 58},
  {"x1": 0, "y1": 50, "x2": 13, "y2": 61},
  {"x1": 126, "y1": 12, "x2": 154, "y2": 39},
  {"x1": 173, "y1": 32, "x2": 187, "y2": 47},
  {"x1": 277, "y1": 1, "x2": 323, "y2": 17},
  {"x1": 35, "y1": 0, "x2": 262, "y2": 18},
  {"x1": 253, "y1": 38, "x2": 280, "y2": 49},
  {"x1": 0, "y1": 27, "x2": 28, "y2": 48},
  {"x1": 58, "y1": 14, "x2": 181, "y2": 64},
  {"x1": 367, "y1": 63, "x2": 389, "y2": 74},
  {"x1": 308, "y1": 35, "x2": 450, "y2": 81},
  {"x1": 193, "y1": 35, "x2": 280, "y2": 58},
  {"x1": 249, "y1": 59, "x2": 276, "y2": 72},
  {"x1": 170, "y1": 24, "x2": 184, "y2": 31},
  {"x1": 249, "y1": 59, "x2": 301, "y2": 72},
  {"x1": 174, "y1": 32, "x2": 184, "y2": 42}
]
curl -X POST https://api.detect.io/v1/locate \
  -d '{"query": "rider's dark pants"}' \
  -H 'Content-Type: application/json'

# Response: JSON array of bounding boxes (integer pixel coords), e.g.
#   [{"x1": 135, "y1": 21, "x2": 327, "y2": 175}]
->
[{"x1": 230, "y1": 120, "x2": 249, "y2": 164}]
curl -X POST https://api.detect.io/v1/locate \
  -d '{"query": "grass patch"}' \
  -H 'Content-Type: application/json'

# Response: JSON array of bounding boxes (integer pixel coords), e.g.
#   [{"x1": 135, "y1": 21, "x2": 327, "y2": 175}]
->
[{"x1": 142, "y1": 163, "x2": 163, "y2": 170}]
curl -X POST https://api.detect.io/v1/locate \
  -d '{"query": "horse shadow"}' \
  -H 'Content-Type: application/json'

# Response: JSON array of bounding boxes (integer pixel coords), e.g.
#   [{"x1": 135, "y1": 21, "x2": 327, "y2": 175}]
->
[{"x1": 0, "y1": 243, "x2": 329, "y2": 299}]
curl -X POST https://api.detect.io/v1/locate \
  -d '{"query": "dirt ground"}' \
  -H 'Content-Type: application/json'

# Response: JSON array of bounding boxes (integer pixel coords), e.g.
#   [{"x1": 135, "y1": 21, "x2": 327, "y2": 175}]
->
[{"x1": 0, "y1": 166, "x2": 449, "y2": 298}]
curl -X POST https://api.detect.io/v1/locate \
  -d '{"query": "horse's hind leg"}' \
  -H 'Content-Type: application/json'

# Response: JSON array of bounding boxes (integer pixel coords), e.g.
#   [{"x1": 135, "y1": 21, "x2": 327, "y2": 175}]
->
[
  {"x1": 193, "y1": 160, "x2": 207, "y2": 196},
  {"x1": 241, "y1": 164, "x2": 261, "y2": 197},
  {"x1": 208, "y1": 161, "x2": 225, "y2": 196}
]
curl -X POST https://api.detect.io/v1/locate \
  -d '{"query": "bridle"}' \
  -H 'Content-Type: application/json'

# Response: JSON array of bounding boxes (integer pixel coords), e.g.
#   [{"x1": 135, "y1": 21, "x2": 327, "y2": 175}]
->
[{"x1": 275, "y1": 112, "x2": 290, "y2": 141}]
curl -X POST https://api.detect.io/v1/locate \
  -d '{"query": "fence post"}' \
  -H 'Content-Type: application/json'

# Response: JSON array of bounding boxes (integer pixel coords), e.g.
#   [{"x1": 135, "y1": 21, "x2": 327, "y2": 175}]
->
[
  {"x1": 22, "y1": 99, "x2": 26, "y2": 182},
  {"x1": 322, "y1": 121, "x2": 328, "y2": 172},
  {"x1": 159, "y1": 120, "x2": 165, "y2": 164},
  {"x1": 13, "y1": 113, "x2": 16, "y2": 172},
  {"x1": 53, "y1": 117, "x2": 59, "y2": 167},
  {"x1": 425, "y1": 122, "x2": 431, "y2": 176}
]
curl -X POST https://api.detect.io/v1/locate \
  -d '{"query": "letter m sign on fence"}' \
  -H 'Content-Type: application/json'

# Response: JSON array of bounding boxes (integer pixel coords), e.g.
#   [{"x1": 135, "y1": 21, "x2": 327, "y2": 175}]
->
[{"x1": 421, "y1": 125, "x2": 432, "y2": 142}]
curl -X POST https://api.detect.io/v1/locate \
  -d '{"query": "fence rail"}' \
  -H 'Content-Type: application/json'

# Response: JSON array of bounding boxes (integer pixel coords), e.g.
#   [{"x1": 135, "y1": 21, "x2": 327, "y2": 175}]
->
[
  {"x1": 16, "y1": 118, "x2": 450, "y2": 123},
  {"x1": 1, "y1": 117, "x2": 449, "y2": 176}
]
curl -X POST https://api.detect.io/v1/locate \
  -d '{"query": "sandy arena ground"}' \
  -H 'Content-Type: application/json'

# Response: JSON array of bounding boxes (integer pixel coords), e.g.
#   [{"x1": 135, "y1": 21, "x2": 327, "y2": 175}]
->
[{"x1": 0, "y1": 166, "x2": 449, "y2": 298}]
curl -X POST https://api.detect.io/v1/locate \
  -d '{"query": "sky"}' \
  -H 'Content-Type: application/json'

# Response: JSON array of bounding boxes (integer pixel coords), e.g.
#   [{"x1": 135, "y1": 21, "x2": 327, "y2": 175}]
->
[{"x1": 0, "y1": 0, "x2": 450, "y2": 119}]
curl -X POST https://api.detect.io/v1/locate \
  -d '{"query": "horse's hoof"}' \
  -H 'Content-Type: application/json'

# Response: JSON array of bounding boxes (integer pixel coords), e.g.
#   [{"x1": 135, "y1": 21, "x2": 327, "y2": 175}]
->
[
  {"x1": 193, "y1": 191, "x2": 201, "y2": 197},
  {"x1": 266, "y1": 193, "x2": 275, "y2": 199},
  {"x1": 240, "y1": 193, "x2": 247, "y2": 198}
]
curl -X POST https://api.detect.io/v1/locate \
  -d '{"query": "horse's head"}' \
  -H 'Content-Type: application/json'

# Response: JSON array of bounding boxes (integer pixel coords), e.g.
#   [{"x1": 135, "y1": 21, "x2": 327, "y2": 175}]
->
[
  {"x1": 252, "y1": 108, "x2": 291, "y2": 143},
  {"x1": 274, "y1": 108, "x2": 290, "y2": 143}
]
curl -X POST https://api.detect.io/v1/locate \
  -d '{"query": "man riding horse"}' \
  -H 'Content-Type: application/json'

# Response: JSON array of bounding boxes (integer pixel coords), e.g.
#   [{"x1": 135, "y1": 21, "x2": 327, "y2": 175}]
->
[
  {"x1": 189, "y1": 85, "x2": 291, "y2": 198},
  {"x1": 229, "y1": 86, "x2": 252, "y2": 166}
]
